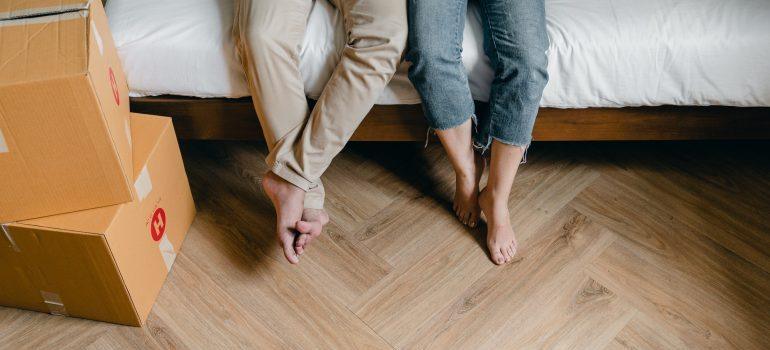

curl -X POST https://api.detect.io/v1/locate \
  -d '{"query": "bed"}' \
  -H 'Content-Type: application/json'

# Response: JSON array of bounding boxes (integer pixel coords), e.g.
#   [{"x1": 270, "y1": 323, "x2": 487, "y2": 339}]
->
[{"x1": 105, "y1": 0, "x2": 770, "y2": 140}]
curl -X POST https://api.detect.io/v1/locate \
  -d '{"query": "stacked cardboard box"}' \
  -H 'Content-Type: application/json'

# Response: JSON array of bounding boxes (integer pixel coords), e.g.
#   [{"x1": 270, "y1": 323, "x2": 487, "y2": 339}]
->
[{"x1": 0, "y1": 0, "x2": 196, "y2": 326}]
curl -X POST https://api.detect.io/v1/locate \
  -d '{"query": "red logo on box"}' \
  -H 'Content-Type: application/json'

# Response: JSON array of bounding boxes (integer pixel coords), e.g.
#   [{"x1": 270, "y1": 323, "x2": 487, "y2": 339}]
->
[
  {"x1": 108, "y1": 67, "x2": 120, "y2": 106},
  {"x1": 151, "y1": 207, "x2": 166, "y2": 241}
]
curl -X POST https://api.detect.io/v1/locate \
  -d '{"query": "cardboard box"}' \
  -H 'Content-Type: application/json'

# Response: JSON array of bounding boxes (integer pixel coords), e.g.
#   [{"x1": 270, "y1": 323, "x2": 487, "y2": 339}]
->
[
  {"x1": 0, "y1": 0, "x2": 133, "y2": 222},
  {"x1": 0, "y1": 113, "x2": 196, "y2": 326}
]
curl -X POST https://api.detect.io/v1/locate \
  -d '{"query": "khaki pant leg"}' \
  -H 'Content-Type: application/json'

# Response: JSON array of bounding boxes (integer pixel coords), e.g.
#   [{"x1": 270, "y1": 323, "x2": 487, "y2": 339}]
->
[
  {"x1": 234, "y1": 0, "x2": 323, "y2": 208},
  {"x1": 272, "y1": 0, "x2": 408, "y2": 194}
]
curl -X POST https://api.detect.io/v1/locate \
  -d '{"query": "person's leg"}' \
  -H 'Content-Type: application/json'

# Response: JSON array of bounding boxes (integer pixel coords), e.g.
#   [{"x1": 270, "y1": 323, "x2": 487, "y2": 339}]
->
[
  {"x1": 435, "y1": 120, "x2": 484, "y2": 227},
  {"x1": 406, "y1": 0, "x2": 483, "y2": 227},
  {"x1": 233, "y1": 0, "x2": 314, "y2": 264},
  {"x1": 281, "y1": 0, "x2": 406, "y2": 186},
  {"x1": 243, "y1": 0, "x2": 405, "y2": 257},
  {"x1": 280, "y1": 0, "x2": 406, "y2": 236},
  {"x1": 477, "y1": 0, "x2": 549, "y2": 264},
  {"x1": 478, "y1": 142, "x2": 524, "y2": 264}
]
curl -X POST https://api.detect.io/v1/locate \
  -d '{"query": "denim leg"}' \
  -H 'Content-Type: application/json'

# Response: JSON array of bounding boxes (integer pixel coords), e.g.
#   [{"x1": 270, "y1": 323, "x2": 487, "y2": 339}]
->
[
  {"x1": 475, "y1": 0, "x2": 549, "y2": 151},
  {"x1": 406, "y1": 0, "x2": 475, "y2": 131}
]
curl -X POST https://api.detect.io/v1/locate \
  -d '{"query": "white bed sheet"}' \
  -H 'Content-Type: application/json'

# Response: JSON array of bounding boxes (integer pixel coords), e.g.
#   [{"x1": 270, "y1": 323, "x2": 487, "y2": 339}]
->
[{"x1": 106, "y1": 0, "x2": 770, "y2": 107}]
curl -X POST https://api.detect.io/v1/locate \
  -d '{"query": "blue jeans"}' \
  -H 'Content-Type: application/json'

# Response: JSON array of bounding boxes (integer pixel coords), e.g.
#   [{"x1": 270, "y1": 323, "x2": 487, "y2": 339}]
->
[{"x1": 406, "y1": 0, "x2": 549, "y2": 151}]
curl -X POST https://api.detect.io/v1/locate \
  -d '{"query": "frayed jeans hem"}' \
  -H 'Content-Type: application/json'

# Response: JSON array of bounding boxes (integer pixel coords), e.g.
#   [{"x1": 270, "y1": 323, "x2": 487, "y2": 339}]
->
[
  {"x1": 473, "y1": 136, "x2": 531, "y2": 164},
  {"x1": 424, "y1": 114, "x2": 477, "y2": 147}
]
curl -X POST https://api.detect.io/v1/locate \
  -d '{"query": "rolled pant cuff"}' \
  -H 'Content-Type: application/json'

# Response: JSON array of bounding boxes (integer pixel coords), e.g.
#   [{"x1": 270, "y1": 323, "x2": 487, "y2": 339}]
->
[{"x1": 271, "y1": 162, "x2": 318, "y2": 192}]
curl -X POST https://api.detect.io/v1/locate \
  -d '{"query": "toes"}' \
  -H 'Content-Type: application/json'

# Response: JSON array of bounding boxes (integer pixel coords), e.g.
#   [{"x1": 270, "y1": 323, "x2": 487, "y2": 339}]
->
[
  {"x1": 490, "y1": 249, "x2": 505, "y2": 265},
  {"x1": 294, "y1": 233, "x2": 309, "y2": 255},
  {"x1": 457, "y1": 209, "x2": 475, "y2": 226},
  {"x1": 468, "y1": 212, "x2": 478, "y2": 228},
  {"x1": 296, "y1": 220, "x2": 312, "y2": 235},
  {"x1": 279, "y1": 233, "x2": 299, "y2": 264},
  {"x1": 501, "y1": 247, "x2": 512, "y2": 263},
  {"x1": 297, "y1": 220, "x2": 323, "y2": 237},
  {"x1": 295, "y1": 218, "x2": 325, "y2": 253},
  {"x1": 507, "y1": 244, "x2": 516, "y2": 259}
]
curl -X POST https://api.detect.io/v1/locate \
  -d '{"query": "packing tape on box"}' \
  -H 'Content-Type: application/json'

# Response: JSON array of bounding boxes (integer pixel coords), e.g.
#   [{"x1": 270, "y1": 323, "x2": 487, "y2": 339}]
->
[
  {"x1": 0, "y1": 9, "x2": 86, "y2": 27},
  {"x1": 0, "y1": 1, "x2": 89, "y2": 21},
  {"x1": 90, "y1": 21, "x2": 104, "y2": 56},
  {"x1": 158, "y1": 234, "x2": 177, "y2": 272},
  {"x1": 134, "y1": 165, "x2": 153, "y2": 201},
  {"x1": 40, "y1": 291, "x2": 68, "y2": 316},
  {"x1": 1, "y1": 224, "x2": 20, "y2": 252},
  {"x1": 125, "y1": 119, "x2": 132, "y2": 149},
  {"x1": 0, "y1": 127, "x2": 8, "y2": 153}
]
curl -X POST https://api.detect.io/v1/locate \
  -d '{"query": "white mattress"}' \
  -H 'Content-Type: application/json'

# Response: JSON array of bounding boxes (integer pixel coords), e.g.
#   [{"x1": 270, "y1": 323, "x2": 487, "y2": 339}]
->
[{"x1": 106, "y1": 0, "x2": 770, "y2": 107}]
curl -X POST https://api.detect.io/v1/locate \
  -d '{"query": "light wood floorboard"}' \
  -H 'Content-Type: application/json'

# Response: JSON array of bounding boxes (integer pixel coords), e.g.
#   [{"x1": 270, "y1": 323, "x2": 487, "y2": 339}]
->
[{"x1": 1, "y1": 141, "x2": 768, "y2": 349}]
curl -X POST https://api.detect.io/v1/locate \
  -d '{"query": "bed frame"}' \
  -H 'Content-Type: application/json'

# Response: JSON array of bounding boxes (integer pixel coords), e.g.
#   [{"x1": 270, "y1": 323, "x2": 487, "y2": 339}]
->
[{"x1": 130, "y1": 96, "x2": 770, "y2": 141}]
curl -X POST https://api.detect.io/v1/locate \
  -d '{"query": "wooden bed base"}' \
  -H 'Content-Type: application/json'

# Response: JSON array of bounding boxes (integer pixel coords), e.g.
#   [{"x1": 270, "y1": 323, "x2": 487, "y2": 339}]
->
[{"x1": 130, "y1": 96, "x2": 770, "y2": 141}]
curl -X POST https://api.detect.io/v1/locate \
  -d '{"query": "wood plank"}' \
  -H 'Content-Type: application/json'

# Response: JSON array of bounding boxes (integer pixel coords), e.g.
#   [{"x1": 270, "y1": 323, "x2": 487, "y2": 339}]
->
[
  {"x1": 529, "y1": 277, "x2": 637, "y2": 350},
  {"x1": 130, "y1": 96, "x2": 770, "y2": 141},
  {"x1": 143, "y1": 253, "x2": 288, "y2": 349},
  {"x1": 572, "y1": 174, "x2": 770, "y2": 349},
  {"x1": 586, "y1": 241, "x2": 740, "y2": 349},
  {"x1": 605, "y1": 312, "x2": 690, "y2": 350},
  {"x1": 584, "y1": 143, "x2": 770, "y2": 273},
  {"x1": 392, "y1": 208, "x2": 617, "y2": 349},
  {"x1": 353, "y1": 230, "x2": 495, "y2": 347},
  {"x1": 2, "y1": 140, "x2": 768, "y2": 350},
  {"x1": 175, "y1": 215, "x2": 393, "y2": 349}
]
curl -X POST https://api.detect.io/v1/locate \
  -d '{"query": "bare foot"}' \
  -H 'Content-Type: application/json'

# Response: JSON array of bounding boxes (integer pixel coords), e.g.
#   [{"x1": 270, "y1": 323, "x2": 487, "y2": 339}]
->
[
  {"x1": 479, "y1": 188, "x2": 518, "y2": 265},
  {"x1": 454, "y1": 152, "x2": 484, "y2": 227},
  {"x1": 294, "y1": 208, "x2": 330, "y2": 255},
  {"x1": 262, "y1": 171, "x2": 305, "y2": 264}
]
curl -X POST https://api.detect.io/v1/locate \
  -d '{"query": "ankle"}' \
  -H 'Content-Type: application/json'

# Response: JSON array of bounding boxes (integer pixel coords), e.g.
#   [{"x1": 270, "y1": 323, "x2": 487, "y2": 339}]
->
[
  {"x1": 456, "y1": 155, "x2": 479, "y2": 180},
  {"x1": 481, "y1": 189, "x2": 509, "y2": 208},
  {"x1": 456, "y1": 169, "x2": 476, "y2": 184},
  {"x1": 263, "y1": 171, "x2": 302, "y2": 196}
]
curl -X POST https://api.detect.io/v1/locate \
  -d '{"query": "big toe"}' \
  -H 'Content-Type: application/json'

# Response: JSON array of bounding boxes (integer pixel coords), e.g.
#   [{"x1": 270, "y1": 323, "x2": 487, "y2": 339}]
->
[
  {"x1": 489, "y1": 246, "x2": 506, "y2": 265},
  {"x1": 458, "y1": 210, "x2": 469, "y2": 225},
  {"x1": 455, "y1": 205, "x2": 471, "y2": 225},
  {"x1": 296, "y1": 220, "x2": 322, "y2": 237},
  {"x1": 280, "y1": 234, "x2": 300, "y2": 264},
  {"x1": 468, "y1": 211, "x2": 479, "y2": 228}
]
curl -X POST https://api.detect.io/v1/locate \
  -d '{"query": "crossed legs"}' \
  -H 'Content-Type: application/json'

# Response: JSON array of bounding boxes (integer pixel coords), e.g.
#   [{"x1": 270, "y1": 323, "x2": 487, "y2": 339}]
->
[{"x1": 235, "y1": 0, "x2": 406, "y2": 264}]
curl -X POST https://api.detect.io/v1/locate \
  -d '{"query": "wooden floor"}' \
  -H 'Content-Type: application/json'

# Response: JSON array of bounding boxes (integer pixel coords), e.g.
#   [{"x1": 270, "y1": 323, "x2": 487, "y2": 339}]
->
[{"x1": 1, "y1": 141, "x2": 769, "y2": 349}]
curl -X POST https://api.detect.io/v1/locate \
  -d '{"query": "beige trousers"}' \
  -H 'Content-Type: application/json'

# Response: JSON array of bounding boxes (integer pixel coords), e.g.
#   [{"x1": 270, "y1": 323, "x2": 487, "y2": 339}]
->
[{"x1": 234, "y1": 0, "x2": 407, "y2": 209}]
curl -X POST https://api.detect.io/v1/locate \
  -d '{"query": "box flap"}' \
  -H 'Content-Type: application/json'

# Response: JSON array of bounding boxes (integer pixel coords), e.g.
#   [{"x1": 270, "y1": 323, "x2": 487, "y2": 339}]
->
[
  {"x1": 0, "y1": 74, "x2": 133, "y2": 223},
  {"x1": 106, "y1": 113, "x2": 196, "y2": 324},
  {"x1": 11, "y1": 114, "x2": 171, "y2": 235},
  {"x1": 0, "y1": 9, "x2": 88, "y2": 86},
  {"x1": 85, "y1": 0, "x2": 133, "y2": 181},
  {"x1": 129, "y1": 114, "x2": 170, "y2": 176},
  {"x1": 0, "y1": 0, "x2": 89, "y2": 20},
  {"x1": 17, "y1": 204, "x2": 121, "y2": 235},
  {"x1": 0, "y1": 221, "x2": 140, "y2": 326}
]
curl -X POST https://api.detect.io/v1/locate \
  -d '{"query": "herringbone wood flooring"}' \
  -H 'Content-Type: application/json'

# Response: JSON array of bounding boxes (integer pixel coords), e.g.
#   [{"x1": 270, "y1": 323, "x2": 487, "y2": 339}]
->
[{"x1": 2, "y1": 141, "x2": 769, "y2": 349}]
